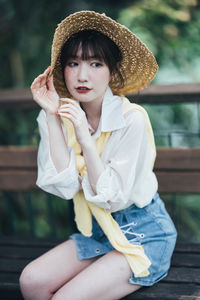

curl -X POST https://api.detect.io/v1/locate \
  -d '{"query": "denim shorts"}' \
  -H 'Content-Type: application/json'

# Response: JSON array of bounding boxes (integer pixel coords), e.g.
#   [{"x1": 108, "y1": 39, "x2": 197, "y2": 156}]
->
[{"x1": 70, "y1": 193, "x2": 177, "y2": 286}]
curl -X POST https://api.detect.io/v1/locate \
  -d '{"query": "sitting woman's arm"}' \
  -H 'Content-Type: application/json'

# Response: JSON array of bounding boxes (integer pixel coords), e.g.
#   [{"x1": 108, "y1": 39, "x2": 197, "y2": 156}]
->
[
  {"x1": 31, "y1": 67, "x2": 81, "y2": 199},
  {"x1": 36, "y1": 109, "x2": 81, "y2": 200}
]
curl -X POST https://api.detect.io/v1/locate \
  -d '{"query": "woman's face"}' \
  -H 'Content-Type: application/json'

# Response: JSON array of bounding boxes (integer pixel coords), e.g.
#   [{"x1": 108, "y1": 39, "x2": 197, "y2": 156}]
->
[{"x1": 64, "y1": 47, "x2": 111, "y2": 105}]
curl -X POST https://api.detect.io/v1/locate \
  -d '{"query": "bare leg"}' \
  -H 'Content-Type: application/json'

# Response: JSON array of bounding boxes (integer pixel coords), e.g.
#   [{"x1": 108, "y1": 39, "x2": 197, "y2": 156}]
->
[
  {"x1": 19, "y1": 239, "x2": 97, "y2": 300},
  {"x1": 52, "y1": 250, "x2": 141, "y2": 300}
]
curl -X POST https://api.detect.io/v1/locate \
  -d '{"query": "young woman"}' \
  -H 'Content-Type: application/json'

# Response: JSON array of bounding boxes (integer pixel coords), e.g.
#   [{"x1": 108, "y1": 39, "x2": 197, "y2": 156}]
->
[{"x1": 19, "y1": 11, "x2": 177, "y2": 300}]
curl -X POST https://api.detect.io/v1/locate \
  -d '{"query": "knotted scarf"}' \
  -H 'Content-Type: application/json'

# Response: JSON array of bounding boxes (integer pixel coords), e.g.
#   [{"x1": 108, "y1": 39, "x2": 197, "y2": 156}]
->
[{"x1": 61, "y1": 97, "x2": 156, "y2": 277}]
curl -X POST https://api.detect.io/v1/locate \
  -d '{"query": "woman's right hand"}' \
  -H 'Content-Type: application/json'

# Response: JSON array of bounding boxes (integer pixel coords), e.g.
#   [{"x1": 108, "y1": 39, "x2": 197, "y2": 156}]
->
[{"x1": 31, "y1": 66, "x2": 60, "y2": 115}]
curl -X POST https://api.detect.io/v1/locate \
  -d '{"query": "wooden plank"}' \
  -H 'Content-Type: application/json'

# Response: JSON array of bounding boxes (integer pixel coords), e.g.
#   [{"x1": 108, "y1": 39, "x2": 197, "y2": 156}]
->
[
  {"x1": 0, "y1": 237, "x2": 64, "y2": 258},
  {"x1": 0, "y1": 146, "x2": 37, "y2": 168},
  {"x1": 164, "y1": 267, "x2": 200, "y2": 284},
  {"x1": 0, "y1": 238, "x2": 200, "y2": 271},
  {"x1": 0, "y1": 236, "x2": 63, "y2": 247},
  {"x1": 140, "y1": 83, "x2": 200, "y2": 96},
  {"x1": 0, "y1": 83, "x2": 200, "y2": 109},
  {"x1": 1, "y1": 146, "x2": 200, "y2": 170},
  {"x1": 0, "y1": 274, "x2": 19, "y2": 285},
  {"x1": 0, "y1": 246, "x2": 51, "y2": 259},
  {"x1": 1, "y1": 282, "x2": 200, "y2": 300},
  {"x1": 1, "y1": 253, "x2": 199, "y2": 285},
  {"x1": 0, "y1": 247, "x2": 199, "y2": 269},
  {"x1": 155, "y1": 148, "x2": 200, "y2": 171},
  {"x1": 175, "y1": 242, "x2": 200, "y2": 253},
  {"x1": 0, "y1": 88, "x2": 38, "y2": 109},
  {"x1": 0, "y1": 169, "x2": 200, "y2": 192},
  {"x1": 0, "y1": 284, "x2": 22, "y2": 300},
  {"x1": 123, "y1": 283, "x2": 200, "y2": 299},
  {"x1": 130, "y1": 82, "x2": 200, "y2": 104},
  {"x1": 172, "y1": 253, "x2": 200, "y2": 267},
  {"x1": 156, "y1": 171, "x2": 200, "y2": 193},
  {"x1": 0, "y1": 258, "x2": 30, "y2": 273},
  {"x1": 0, "y1": 170, "x2": 37, "y2": 190},
  {"x1": 1, "y1": 238, "x2": 197, "y2": 254}
]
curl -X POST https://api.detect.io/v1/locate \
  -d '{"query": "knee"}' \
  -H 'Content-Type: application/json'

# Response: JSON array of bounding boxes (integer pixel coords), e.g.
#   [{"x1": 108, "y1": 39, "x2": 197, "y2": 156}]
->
[{"x1": 19, "y1": 262, "x2": 46, "y2": 299}]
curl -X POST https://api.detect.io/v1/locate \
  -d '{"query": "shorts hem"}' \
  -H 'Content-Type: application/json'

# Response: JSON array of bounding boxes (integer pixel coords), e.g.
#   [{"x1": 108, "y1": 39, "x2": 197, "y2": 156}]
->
[
  {"x1": 69, "y1": 234, "x2": 110, "y2": 260},
  {"x1": 129, "y1": 271, "x2": 168, "y2": 286}
]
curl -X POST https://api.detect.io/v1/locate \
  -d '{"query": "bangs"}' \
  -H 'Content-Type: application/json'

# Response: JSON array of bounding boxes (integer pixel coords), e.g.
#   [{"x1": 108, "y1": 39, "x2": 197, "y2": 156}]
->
[
  {"x1": 61, "y1": 30, "x2": 110, "y2": 65},
  {"x1": 80, "y1": 39, "x2": 106, "y2": 61}
]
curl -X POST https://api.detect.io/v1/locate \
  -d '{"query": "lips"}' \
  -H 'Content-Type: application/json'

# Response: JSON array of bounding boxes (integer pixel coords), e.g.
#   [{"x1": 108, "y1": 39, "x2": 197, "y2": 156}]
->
[{"x1": 76, "y1": 86, "x2": 91, "y2": 93}]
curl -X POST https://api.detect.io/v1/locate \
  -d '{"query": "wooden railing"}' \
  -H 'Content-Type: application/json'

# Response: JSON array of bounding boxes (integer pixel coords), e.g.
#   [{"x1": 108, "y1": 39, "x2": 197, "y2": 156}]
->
[
  {"x1": 1, "y1": 146, "x2": 200, "y2": 193},
  {"x1": 0, "y1": 82, "x2": 200, "y2": 107}
]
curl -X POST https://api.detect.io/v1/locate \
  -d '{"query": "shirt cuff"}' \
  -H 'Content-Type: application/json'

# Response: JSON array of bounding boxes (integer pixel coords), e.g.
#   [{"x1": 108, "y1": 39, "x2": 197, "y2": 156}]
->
[
  {"x1": 81, "y1": 167, "x2": 121, "y2": 210},
  {"x1": 37, "y1": 147, "x2": 79, "y2": 188}
]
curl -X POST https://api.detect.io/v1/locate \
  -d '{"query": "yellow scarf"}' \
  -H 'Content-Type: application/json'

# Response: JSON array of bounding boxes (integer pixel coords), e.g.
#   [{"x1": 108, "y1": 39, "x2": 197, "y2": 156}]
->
[{"x1": 61, "y1": 97, "x2": 156, "y2": 278}]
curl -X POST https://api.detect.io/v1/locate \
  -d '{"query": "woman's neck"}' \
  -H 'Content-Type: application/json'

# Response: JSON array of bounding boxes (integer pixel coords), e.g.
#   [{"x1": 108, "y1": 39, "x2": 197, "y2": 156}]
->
[{"x1": 80, "y1": 98, "x2": 103, "y2": 132}]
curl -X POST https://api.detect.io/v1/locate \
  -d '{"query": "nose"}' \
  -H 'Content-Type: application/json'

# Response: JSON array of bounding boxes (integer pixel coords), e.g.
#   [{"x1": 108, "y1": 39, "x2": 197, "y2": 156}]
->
[{"x1": 77, "y1": 63, "x2": 88, "y2": 82}]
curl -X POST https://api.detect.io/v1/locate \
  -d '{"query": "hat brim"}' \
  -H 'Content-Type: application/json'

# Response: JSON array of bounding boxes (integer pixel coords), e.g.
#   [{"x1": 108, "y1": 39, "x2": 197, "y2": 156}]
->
[{"x1": 50, "y1": 10, "x2": 158, "y2": 97}]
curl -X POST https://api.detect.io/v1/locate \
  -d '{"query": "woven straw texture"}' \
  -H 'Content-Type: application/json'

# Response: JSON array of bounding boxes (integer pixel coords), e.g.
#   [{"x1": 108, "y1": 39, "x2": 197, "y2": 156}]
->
[{"x1": 50, "y1": 11, "x2": 158, "y2": 97}]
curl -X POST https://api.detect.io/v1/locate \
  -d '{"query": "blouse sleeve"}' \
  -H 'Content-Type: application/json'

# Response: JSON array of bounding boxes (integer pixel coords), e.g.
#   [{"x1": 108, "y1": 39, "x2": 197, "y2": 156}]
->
[
  {"x1": 81, "y1": 110, "x2": 157, "y2": 211},
  {"x1": 36, "y1": 110, "x2": 81, "y2": 199}
]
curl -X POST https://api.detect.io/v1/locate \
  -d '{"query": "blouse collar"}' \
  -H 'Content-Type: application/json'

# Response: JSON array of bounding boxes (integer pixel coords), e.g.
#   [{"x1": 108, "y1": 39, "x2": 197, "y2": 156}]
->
[
  {"x1": 100, "y1": 87, "x2": 126, "y2": 132},
  {"x1": 87, "y1": 87, "x2": 126, "y2": 138}
]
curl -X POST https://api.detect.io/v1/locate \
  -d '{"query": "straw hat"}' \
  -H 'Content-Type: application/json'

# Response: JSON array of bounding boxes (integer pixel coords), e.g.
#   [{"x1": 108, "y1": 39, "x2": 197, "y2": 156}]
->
[{"x1": 50, "y1": 10, "x2": 158, "y2": 97}]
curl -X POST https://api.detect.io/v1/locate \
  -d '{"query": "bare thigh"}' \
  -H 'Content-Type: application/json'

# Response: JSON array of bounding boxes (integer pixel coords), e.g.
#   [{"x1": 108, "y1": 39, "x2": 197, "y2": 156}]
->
[
  {"x1": 52, "y1": 250, "x2": 141, "y2": 300},
  {"x1": 20, "y1": 239, "x2": 97, "y2": 295}
]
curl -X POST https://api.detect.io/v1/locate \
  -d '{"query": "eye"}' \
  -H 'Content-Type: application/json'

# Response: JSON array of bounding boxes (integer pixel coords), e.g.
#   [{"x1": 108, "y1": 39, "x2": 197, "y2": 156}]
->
[
  {"x1": 91, "y1": 62, "x2": 102, "y2": 67},
  {"x1": 67, "y1": 61, "x2": 78, "y2": 67}
]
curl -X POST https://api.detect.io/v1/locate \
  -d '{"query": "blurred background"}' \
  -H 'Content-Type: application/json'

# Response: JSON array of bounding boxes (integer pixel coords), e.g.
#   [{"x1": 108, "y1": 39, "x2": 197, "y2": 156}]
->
[{"x1": 0, "y1": 0, "x2": 200, "y2": 241}]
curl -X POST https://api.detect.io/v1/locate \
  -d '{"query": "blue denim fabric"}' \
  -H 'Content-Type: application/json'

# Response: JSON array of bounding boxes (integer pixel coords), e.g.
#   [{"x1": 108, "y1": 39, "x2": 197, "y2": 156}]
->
[{"x1": 70, "y1": 193, "x2": 177, "y2": 286}]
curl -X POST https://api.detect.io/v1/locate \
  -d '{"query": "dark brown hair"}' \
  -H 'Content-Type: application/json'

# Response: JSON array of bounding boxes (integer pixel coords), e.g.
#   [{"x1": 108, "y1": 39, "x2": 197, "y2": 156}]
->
[{"x1": 60, "y1": 30, "x2": 124, "y2": 88}]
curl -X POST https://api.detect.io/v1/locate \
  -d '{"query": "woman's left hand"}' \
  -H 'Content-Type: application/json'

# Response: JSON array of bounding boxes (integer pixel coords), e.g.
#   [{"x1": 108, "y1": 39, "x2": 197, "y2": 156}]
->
[{"x1": 58, "y1": 98, "x2": 91, "y2": 147}]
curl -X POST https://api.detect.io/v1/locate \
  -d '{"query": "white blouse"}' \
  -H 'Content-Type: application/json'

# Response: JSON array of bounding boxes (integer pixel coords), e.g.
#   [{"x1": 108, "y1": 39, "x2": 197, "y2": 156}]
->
[{"x1": 36, "y1": 87, "x2": 158, "y2": 212}]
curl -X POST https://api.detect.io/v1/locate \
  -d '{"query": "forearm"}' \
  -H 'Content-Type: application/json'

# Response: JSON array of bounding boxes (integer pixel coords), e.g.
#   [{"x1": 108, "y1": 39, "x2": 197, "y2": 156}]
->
[
  {"x1": 46, "y1": 112, "x2": 70, "y2": 172},
  {"x1": 56, "y1": 98, "x2": 105, "y2": 190},
  {"x1": 81, "y1": 137, "x2": 105, "y2": 194}
]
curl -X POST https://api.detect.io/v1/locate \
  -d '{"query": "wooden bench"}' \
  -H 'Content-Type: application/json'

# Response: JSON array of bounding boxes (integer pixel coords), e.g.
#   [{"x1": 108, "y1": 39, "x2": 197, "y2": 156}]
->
[{"x1": 0, "y1": 146, "x2": 200, "y2": 300}]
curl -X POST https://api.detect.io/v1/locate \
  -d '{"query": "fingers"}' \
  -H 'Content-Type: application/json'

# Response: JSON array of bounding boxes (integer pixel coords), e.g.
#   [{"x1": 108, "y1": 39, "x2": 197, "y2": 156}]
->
[
  {"x1": 43, "y1": 66, "x2": 51, "y2": 76},
  {"x1": 58, "y1": 100, "x2": 87, "y2": 128},
  {"x1": 58, "y1": 103, "x2": 84, "y2": 121},
  {"x1": 31, "y1": 74, "x2": 46, "y2": 90},
  {"x1": 58, "y1": 113, "x2": 76, "y2": 124},
  {"x1": 31, "y1": 66, "x2": 51, "y2": 90},
  {"x1": 58, "y1": 109, "x2": 78, "y2": 127},
  {"x1": 46, "y1": 74, "x2": 55, "y2": 92},
  {"x1": 59, "y1": 102, "x2": 80, "y2": 113},
  {"x1": 58, "y1": 106, "x2": 78, "y2": 119}
]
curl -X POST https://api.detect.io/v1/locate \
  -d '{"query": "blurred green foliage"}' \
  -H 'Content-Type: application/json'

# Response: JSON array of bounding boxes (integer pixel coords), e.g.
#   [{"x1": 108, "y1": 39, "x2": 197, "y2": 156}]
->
[
  {"x1": 118, "y1": 0, "x2": 200, "y2": 83},
  {"x1": 1, "y1": 0, "x2": 200, "y2": 87},
  {"x1": 1, "y1": 190, "x2": 200, "y2": 242},
  {"x1": 0, "y1": 191, "x2": 76, "y2": 237},
  {"x1": 0, "y1": 0, "x2": 200, "y2": 240}
]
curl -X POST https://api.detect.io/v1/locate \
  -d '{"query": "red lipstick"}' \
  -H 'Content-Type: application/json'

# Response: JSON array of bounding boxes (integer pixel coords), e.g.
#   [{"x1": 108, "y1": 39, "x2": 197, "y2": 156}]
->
[{"x1": 76, "y1": 87, "x2": 91, "y2": 94}]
